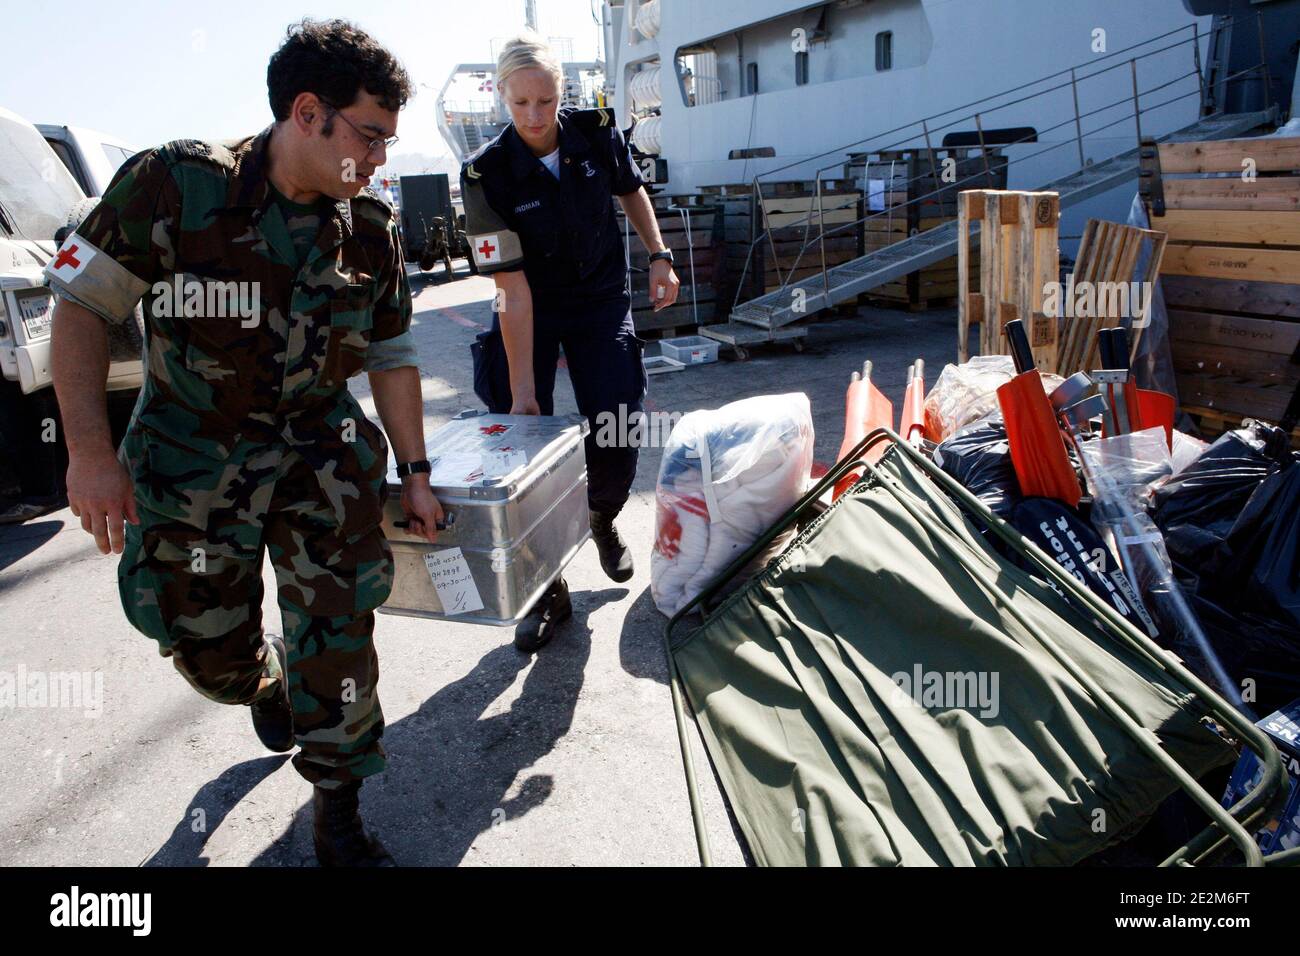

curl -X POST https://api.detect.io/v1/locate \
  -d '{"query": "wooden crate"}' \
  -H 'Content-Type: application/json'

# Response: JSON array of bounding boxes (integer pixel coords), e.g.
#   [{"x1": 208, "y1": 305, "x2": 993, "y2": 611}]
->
[
  {"x1": 706, "y1": 181, "x2": 865, "y2": 305},
  {"x1": 1144, "y1": 136, "x2": 1300, "y2": 435},
  {"x1": 849, "y1": 147, "x2": 1006, "y2": 310},
  {"x1": 614, "y1": 201, "x2": 723, "y2": 335},
  {"x1": 1164, "y1": 277, "x2": 1300, "y2": 446}
]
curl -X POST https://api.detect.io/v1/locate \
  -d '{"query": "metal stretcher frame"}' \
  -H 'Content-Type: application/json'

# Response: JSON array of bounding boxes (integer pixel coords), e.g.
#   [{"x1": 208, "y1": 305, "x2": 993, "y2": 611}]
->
[{"x1": 663, "y1": 427, "x2": 1291, "y2": 867}]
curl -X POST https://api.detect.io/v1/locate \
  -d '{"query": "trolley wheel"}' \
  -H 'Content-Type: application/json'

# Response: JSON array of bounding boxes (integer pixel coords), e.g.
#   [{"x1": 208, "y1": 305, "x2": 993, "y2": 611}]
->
[
  {"x1": 732, "y1": 345, "x2": 749, "y2": 362},
  {"x1": 792, "y1": 339, "x2": 805, "y2": 353}
]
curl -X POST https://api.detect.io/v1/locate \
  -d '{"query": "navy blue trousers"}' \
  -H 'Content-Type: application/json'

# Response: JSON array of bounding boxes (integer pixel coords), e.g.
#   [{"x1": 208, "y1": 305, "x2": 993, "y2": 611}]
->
[{"x1": 473, "y1": 296, "x2": 646, "y2": 517}]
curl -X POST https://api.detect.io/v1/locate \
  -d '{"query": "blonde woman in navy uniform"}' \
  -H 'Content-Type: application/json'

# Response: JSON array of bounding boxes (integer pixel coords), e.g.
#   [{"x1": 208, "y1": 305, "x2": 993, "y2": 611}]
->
[{"x1": 461, "y1": 34, "x2": 680, "y2": 653}]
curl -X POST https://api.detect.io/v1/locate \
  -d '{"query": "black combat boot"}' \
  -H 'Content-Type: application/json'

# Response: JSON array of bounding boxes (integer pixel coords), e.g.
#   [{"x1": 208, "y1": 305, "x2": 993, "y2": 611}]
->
[
  {"x1": 313, "y1": 781, "x2": 396, "y2": 867},
  {"x1": 514, "y1": 576, "x2": 572, "y2": 653},
  {"x1": 249, "y1": 633, "x2": 293, "y2": 753},
  {"x1": 589, "y1": 510, "x2": 633, "y2": 583}
]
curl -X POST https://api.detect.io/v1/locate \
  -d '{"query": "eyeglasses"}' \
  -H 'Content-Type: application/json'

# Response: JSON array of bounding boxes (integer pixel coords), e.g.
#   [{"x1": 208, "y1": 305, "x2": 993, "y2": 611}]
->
[{"x1": 322, "y1": 103, "x2": 399, "y2": 153}]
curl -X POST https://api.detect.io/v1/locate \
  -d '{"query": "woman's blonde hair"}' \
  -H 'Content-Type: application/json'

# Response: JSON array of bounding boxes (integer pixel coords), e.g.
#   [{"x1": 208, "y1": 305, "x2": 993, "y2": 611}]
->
[{"x1": 496, "y1": 31, "x2": 564, "y2": 97}]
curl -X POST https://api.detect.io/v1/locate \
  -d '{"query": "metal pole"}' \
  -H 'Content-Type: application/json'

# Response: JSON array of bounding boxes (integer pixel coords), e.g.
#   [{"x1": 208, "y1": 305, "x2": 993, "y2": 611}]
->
[
  {"x1": 974, "y1": 112, "x2": 993, "y2": 188},
  {"x1": 1130, "y1": 58, "x2": 1143, "y2": 149},
  {"x1": 1191, "y1": 21, "x2": 1206, "y2": 115},
  {"x1": 755, "y1": 174, "x2": 784, "y2": 291},
  {"x1": 921, "y1": 118, "x2": 940, "y2": 203},
  {"x1": 1070, "y1": 68, "x2": 1086, "y2": 169},
  {"x1": 886, "y1": 159, "x2": 897, "y2": 238},
  {"x1": 815, "y1": 171, "x2": 830, "y2": 302},
  {"x1": 1257, "y1": 11, "x2": 1273, "y2": 115}
]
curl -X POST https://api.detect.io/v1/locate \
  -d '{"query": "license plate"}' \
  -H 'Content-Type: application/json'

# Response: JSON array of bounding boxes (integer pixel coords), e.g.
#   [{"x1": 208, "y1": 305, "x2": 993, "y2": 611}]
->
[{"x1": 18, "y1": 292, "x2": 52, "y2": 339}]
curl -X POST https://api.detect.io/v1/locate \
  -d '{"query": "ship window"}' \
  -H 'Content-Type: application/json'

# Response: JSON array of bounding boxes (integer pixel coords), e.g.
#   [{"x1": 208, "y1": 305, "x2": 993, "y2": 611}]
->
[
  {"x1": 795, "y1": 51, "x2": 809, "y2": 86},
  {"x1": 876, "y1": 31, "x2": 893, "y2": 71},
  {"x1": 746, "y1": 62, "x2": 759, "y2": 95}
]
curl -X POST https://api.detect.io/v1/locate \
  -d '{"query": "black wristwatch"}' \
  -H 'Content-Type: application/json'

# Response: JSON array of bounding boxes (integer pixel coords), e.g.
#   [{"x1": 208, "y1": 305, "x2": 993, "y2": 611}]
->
[
  {"x1": 395, "y1": 459, "x2": 431, "y2": 479},
  {"x1": 648, "y1": 249, "x2": 674, "y2": 266}
]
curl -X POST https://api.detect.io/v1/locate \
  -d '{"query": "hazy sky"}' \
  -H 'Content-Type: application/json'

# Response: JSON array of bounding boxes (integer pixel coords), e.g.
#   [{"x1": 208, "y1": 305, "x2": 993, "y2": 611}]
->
[{"x1": 1, "y1": 0, "x2": 603, "y2": 160}]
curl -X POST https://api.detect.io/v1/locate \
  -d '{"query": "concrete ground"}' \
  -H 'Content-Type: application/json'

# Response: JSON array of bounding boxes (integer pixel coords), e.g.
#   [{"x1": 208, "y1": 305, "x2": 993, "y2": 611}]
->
[{"x1": 0, "y1": 267, "x2": 957, "y2": 867}]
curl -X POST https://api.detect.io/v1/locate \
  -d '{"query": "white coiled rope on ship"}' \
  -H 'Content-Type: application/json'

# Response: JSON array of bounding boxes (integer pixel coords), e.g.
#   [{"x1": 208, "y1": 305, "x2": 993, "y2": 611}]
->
[
  {"x1": 628, "y1": 65, "x2": 662, "y2": 112},
  {"x1": 630, "y1": 114, "x2": 662, "y2": 155},
  {"x1": 635, "y1": 0, "x2": 661, "y2": 40}
]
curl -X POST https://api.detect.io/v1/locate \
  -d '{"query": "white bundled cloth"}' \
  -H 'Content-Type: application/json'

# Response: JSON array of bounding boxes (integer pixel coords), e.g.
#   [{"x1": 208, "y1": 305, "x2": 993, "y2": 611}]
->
[{"x1": 652, "y1": 393, "x2": 814, "y2": 617}]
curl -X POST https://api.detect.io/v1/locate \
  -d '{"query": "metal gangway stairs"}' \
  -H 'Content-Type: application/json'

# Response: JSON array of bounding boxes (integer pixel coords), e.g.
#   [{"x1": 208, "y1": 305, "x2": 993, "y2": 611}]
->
[{"x1": 704, "y1": 18, "x2": 1276, "y2": 355}]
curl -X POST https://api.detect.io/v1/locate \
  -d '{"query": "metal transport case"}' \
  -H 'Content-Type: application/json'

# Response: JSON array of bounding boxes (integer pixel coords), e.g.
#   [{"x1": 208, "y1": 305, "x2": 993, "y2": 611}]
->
[{"x1": 378, "y1": 410, "x2": 590, "y2": 626}]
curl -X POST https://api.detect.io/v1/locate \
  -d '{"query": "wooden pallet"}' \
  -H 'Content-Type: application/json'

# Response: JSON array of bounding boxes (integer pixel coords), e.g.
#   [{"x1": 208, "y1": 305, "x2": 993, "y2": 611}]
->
[
  {"x1": 957, "y1": 189, "x2": 1060, "y2": 368},
  {"x1": 1055, "y1": 218, "x2": 1168, "y2": 376},
  {"x1": 615, "y1": 202, "x2": 723, "y2": 334},
  {"x1": 1184, "y1": 403, "x2": 1300, "y2": 448},
  {"x1": 709, "y1": 182, "x2": 865, "y2": 305}
]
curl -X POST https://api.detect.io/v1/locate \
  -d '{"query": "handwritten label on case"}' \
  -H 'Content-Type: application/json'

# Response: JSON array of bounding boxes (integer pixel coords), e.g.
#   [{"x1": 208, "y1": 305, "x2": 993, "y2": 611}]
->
[{"x1": 423, "y1": 548, "x2": 484, "y2": 615}]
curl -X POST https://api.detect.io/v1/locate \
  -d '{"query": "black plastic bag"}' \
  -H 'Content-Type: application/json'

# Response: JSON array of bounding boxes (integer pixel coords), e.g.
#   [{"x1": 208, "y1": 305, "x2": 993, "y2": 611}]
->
[
  {"x1": 933, "y1": 420, "x2": 1021, "y2": 518},
  {"x1": 1202, "y1": 450, "x2": 1300, "y2": 631},
  {"x1": 1151, "y1": 423, "x2": 1287, "y2": 574},
  {"x1": 1151, "y1": 422, "x2": 1300, "y2": 712}
]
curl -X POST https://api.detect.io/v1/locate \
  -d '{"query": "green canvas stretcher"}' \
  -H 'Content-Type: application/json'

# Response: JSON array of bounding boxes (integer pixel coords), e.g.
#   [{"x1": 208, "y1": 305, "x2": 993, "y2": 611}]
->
[{"x1": 664, "y1": 430, "x2": 1290, "y2": 867}]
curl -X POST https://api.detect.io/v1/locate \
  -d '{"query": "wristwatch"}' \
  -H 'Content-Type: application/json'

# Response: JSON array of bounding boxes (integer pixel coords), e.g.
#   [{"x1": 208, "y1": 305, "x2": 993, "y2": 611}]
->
[
  {"x1": 648, "y1": 248, "x2": 674, "y2": 266},
  {"x1": 395, "y1": 459, "x2": 431, "y2": 479}
]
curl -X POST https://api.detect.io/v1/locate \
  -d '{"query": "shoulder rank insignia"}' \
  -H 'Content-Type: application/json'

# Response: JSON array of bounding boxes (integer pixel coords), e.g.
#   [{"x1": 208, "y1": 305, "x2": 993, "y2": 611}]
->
[{"x1": 465, "y1": 163, "x2": 481, "y2": 180}]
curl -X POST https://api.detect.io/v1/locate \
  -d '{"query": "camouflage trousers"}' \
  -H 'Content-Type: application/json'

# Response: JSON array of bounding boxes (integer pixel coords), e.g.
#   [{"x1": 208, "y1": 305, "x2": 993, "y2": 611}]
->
[{"x1": 117, "y1": 442, "x2": 394, "y2": 789}]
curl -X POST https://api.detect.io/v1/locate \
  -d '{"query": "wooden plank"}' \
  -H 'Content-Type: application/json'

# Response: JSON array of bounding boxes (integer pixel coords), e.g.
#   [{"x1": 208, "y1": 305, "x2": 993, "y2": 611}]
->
[
  {"x1": 627, "y1": 231, "x2": 719, "y2": 253},
  {"x1": 1161, "y1": 274, "x2": 1300, "y2": 318},
  {"x1": 761, "y1": 207, "x2": 860, "y2": 230},
  {"x1": 1162, "y1": 244, "x2": 1300, "y2": 283},
  {"x1": 958, "y1": 189, "x2": 973, "y2": 360},
  {"x1": 1130, "y1": 229, "x2": 1167, "y2": 361},
  {"x1": 1157, "y1": 137, "x2": 1300, "y2": 174},
  {"x1": 1164, "y1": 176, "x2": 1300, "y2": 212},
  {"x1": 1174, "y1": 372, "x2": 1297, "y2": 421},
  {"x1": 1151, "y1": 208, "x2": 1300, "y2": 247},
  {"x1": 1032, "y1": 195, "x2": 1060, "y2": 370},
  {"x1": 1167, "y1": 309, "x2": 1300, "y2": 354},
  {"x1": 1183, "y1": 404, "x2": 1300, "y2": 447},
  {"x1": 1170, "y1": 339, "x2": 1300, "y2": 383},
  {"x1": 630, "y1": 247, "x2": 717, "y2": 269},
  {"x1": 630, "y1": 272, "x2": 715, "y2": 293},
  {"x1": 631, "y1": 301, "x2": 714, "y2": 331},
  {"x1": 982, "y1": 191, "x2": 1001, "y2": 357}
]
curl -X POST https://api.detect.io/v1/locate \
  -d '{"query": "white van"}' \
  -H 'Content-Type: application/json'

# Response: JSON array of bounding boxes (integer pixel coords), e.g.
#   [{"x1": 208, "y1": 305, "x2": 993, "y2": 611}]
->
[
  {"x1": 38, "y1": 124, "x2": 140, "y2": 197},
  {"x1": 0, "y1": 107, "x2": 142, "y2": 521}
]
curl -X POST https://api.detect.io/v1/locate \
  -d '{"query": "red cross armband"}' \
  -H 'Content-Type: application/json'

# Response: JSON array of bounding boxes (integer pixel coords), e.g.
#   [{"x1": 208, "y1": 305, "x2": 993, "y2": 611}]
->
[{"x1": 459, "y1": 163, "x2": 524, "y2": 274}]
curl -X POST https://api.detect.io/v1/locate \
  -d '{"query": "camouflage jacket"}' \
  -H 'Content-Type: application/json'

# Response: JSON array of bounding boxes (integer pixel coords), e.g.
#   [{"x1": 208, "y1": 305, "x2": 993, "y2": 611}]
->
[{"x1": 45, "y1": 129, "x2": 415, "y2": 545}]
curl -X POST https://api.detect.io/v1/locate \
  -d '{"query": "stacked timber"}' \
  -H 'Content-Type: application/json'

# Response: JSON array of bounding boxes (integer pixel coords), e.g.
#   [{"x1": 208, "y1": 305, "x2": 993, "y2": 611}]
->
[
  {"x1": 614, "y1": 196, "x2": 723, "y2": 336},
  {"x1": 1144, "y1": 135, "x2": 1300, "y2": 444},
  {"x1": 702, "y1": 180, "x2": 864, "y2": 310},
  {"x1": 847, "y1": 147, "x2": 1008, "y2": 310}
]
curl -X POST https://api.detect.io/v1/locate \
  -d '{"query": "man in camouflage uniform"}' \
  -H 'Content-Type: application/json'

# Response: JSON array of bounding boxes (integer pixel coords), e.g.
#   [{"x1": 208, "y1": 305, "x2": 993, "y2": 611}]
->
[{"x1": 47, "y1": 20, "x2": 442, "y2": 867}]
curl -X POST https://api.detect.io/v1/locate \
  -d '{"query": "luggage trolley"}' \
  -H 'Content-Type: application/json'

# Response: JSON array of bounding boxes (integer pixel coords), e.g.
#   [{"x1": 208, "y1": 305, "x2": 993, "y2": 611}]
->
[{"x1": 664, "y1": 427, "x2": 1293, "y2": 867}]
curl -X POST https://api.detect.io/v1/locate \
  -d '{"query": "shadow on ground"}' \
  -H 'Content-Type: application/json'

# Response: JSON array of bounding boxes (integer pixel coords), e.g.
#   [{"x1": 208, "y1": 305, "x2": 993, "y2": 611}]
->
[
  {"x1": 246, "y1": 587, "x2": 625, "y2": 865},
  {"x1": 0, "y1": 519, "x2": 63, "y2": 574},
  {"x1": 143, "y1": 755, "x2": 291, "y2": 866}
]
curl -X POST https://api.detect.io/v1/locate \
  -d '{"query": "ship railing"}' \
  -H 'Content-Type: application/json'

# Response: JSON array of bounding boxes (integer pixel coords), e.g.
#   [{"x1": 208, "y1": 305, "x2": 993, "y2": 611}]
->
[{"x1": 731, "y1": 14, "x2": 1272, "y2": 313}]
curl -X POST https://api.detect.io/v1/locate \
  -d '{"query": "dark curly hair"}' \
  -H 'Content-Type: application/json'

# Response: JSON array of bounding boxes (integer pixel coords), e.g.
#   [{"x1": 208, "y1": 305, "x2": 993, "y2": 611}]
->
[{"x1": 267, "y1": 18, "x2": 412, "y2": 122}]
